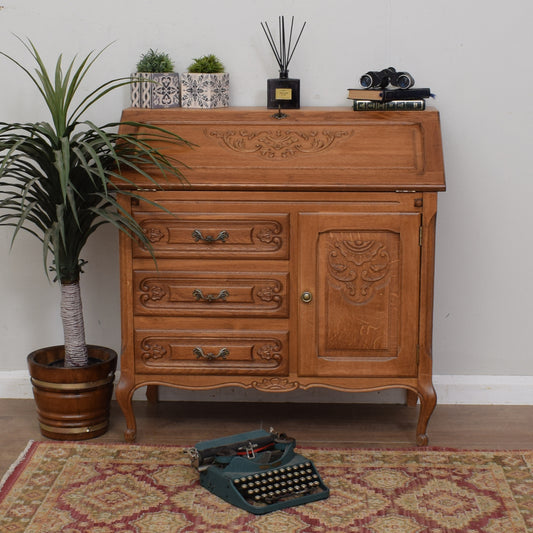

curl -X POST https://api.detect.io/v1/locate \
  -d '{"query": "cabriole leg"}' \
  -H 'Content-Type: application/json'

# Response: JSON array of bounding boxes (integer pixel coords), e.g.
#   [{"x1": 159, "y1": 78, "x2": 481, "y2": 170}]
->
[
  {"x1": 415, "y1": 384, "x2": 437, "y2": 446},
  {"x1": 116, "y1": 376, "x2": 137, "y2": 443}
]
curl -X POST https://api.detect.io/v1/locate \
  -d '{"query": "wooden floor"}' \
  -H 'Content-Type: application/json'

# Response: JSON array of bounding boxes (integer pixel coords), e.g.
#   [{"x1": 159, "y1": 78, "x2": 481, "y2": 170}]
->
[{"x1": 1, "y1": 399, "x2": 532, "y2": 479}]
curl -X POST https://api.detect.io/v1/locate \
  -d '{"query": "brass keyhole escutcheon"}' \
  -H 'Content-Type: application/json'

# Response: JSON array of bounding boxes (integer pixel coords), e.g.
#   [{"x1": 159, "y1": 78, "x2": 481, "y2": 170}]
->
[{"x1": 301, "y1": 291, "x2": 313, "y2": 303}]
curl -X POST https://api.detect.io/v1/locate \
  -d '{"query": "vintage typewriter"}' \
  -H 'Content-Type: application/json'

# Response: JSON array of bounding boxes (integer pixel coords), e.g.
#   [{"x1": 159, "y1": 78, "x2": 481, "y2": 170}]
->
[{"x1": 187, "y1": 428, "x2": 329, "y2": 514}]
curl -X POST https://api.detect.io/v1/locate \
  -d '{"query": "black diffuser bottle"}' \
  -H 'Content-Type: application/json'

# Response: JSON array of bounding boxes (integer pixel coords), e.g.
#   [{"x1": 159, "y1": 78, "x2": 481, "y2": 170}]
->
[
  {"x1": 262, "y1": 16, "x2": 306, "y2": 110},
  {"x1": 267, "y1": 69, "x2": 300, "y2": 109}
]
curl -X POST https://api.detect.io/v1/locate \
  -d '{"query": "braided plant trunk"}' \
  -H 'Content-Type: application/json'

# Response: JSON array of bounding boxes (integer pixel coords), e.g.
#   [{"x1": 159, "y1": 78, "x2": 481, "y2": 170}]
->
[{"x1": 60, "y1": 281, "x2": 89, "y2": 367}]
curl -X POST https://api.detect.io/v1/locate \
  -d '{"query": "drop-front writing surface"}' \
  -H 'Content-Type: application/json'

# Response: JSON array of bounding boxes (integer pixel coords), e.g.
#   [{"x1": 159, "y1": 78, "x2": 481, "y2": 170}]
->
[
  {"x1": 115, "y1": 107, "x2": 445, "y2": 445},
  {"x1": 116, "y1": 106, "x2": 445, "y2": 191}
]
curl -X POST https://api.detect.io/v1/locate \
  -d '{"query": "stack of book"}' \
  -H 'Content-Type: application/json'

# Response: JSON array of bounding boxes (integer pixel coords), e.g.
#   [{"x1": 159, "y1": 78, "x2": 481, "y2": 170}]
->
[{"x1": 347, "y1": 87, "x2": 433, "y2": 111}]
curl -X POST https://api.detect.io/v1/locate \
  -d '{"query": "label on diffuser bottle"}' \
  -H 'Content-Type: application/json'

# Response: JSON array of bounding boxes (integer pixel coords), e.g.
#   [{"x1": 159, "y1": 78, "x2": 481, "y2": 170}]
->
[{"x1": 275, "y1": 88, "x2": 293, "y2": 100}]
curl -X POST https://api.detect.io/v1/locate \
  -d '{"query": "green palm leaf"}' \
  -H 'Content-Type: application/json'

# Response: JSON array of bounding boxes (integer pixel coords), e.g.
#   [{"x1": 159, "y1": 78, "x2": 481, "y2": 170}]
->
[{"x1": 0, "y1": 38, "x2": 192, "y2": 366}]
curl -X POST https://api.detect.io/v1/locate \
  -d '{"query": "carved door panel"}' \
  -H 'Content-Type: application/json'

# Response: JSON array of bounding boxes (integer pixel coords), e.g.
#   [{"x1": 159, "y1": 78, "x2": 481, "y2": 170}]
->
[{"x1": 298, "y1": 212, "x2": 421, "y2": 377}]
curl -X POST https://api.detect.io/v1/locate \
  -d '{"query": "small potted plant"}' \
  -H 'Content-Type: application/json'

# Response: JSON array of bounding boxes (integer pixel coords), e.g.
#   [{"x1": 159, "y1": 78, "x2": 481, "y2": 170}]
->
[
  {"x1": 0, "y1": 38, "x2": 190, "y2": 440},
  {"x1": 180, "y1": 54, "x2": 229, "y2": 108},
  {"x1": 131, "y1": 48, "x2": 180, "y2": 108}
]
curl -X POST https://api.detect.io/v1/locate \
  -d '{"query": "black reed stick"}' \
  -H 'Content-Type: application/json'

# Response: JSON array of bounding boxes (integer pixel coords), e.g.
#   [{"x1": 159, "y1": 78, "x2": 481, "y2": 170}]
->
[
  {"x1": 261, "y1": 16, "x2": 306, "y2": 75},
  {"x1": 260, "y1": 21, "x2": 282, "y2": 69}
]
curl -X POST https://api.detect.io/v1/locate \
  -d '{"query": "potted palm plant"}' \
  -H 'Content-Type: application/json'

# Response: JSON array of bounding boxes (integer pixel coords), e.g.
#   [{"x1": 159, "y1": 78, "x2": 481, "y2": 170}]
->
[
  {"x1": 180, "y1": 54, "x2": 229, "y2": 108},
  {"x1": 131, "y1": 48, "x2": 180, "y2": 108},
  {"x1": 0, "y1": 38, "x2": 190, "y2": 440}
]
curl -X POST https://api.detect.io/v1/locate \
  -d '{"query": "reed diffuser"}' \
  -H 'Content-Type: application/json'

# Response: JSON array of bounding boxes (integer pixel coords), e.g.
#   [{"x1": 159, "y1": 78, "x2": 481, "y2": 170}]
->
[{"x1": 261, "y1": 16, "x2": 306, "y2": 109}]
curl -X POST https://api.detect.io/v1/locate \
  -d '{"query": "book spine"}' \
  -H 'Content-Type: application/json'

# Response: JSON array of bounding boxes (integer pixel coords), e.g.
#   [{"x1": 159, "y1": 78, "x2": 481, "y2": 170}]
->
[
  {"x1": 381, "y1": 89, "x2": 432, "y2": 101},
  {"x1": 352, "y1": 100, "x2": 426, "y2": 111},
  {"x1": 347, "y1": 88, "x2": 432, "y2": 101}
]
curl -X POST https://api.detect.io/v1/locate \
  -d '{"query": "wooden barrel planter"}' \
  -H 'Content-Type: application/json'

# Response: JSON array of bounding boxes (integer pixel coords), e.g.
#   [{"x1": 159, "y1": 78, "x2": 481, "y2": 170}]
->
[{"x1": 27, "y1": 345, "x2": 117, "y2": 440}]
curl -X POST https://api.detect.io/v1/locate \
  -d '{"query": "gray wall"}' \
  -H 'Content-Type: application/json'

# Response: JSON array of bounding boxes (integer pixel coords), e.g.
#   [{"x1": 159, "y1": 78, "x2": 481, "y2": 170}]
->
[{"x1": 0, "y1": 1, "x2": 532, "y2": 390}]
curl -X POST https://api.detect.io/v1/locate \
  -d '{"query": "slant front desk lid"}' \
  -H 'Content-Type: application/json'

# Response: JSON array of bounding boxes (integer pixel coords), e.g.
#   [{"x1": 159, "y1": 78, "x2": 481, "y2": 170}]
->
[{"x1": 119, "y1": 107, "x2": 445, "y2": 192}]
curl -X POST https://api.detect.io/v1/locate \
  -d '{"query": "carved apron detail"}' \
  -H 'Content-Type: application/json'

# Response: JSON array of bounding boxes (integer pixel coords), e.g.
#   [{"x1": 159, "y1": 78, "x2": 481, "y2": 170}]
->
[{"x1": 252, "y1": 377, "x2": 299, "y2": 391}]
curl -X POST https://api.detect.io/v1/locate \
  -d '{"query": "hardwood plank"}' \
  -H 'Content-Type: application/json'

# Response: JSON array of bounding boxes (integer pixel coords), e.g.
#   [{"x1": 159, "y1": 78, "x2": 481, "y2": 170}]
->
[{"x1": 1, "y1": 399, "x2": 532, "y2": 480}]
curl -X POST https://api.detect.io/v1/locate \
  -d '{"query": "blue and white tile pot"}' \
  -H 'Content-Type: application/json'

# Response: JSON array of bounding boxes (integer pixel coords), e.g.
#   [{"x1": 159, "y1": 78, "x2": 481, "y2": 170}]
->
[{"x1": 180, "y1": 72, "x2": 229, "y2": 109}]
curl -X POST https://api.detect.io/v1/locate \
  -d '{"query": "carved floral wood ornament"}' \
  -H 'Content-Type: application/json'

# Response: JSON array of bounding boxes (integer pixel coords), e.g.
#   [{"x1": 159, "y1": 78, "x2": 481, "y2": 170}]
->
[
  {"x1": 326, "y1": 233, "x2": 393, "y2": 305},
  {"x1": 208, "y1": 129, "x2": 352, "y2": 160}
]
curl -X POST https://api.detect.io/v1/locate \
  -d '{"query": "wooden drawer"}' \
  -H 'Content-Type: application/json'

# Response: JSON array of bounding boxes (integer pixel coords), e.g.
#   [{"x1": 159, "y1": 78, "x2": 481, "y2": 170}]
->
[
  {"x1": 134, "y1": 329, "x2": 289, "y2": 375},
  {"x1": 132, "y1": 209, "x2": 289, "y2": 260},
  {"x1": 133, "y1": 270, "x2": 289, "y2": 317}
]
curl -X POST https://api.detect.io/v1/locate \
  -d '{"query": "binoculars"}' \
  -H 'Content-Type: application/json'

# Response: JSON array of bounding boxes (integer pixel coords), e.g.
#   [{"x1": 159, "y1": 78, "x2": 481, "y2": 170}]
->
[{"x1": 360, "y1": 67, "x2": 415, "y2": 89}]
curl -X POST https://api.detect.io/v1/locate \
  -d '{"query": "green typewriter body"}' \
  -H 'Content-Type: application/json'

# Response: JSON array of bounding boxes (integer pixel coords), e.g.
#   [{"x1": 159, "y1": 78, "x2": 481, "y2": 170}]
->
[{"x1": 190, "y1": 429, "x2": 329, "y2": 514}]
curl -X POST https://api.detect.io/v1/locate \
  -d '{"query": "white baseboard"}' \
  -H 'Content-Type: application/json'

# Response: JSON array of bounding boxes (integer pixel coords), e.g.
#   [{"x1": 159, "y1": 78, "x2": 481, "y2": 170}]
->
[
  {"x1": 1, "y1": 371, "x2": 532, "y2": 405},
  {"x1": 0, "y1": 371, "x2": 34, "y2": 399},
  {"x1": 431, "y1": 375, "x2": 533, "y2": 405}
]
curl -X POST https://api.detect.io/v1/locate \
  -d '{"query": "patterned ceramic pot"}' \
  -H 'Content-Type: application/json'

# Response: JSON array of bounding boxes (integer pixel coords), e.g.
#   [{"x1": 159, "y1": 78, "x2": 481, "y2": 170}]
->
[
  {"x1": 180, "y1": 72, "x2": 229, "y2": 108},
  {"x1": 130, "y1": 72, "x2": 180, "y2": 108}
]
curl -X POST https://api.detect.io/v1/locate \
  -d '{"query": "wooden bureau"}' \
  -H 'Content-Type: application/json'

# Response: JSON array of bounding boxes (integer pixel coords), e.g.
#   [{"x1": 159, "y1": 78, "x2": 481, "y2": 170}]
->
[{"x1": 115, "y1": 107, "x2": 445, "y2": 444}]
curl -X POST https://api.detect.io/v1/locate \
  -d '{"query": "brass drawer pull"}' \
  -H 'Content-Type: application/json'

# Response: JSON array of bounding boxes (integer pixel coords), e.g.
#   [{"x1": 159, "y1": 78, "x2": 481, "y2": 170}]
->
[
  {"x1": 193, "y1": 347, "x2": 229, "y2": 361},
  {"x1": 192, "y1": 289, "x2": 229, "y2": 302},
  {"x1": 192, "y1": 229, "x2": 229, "y2": 243}
]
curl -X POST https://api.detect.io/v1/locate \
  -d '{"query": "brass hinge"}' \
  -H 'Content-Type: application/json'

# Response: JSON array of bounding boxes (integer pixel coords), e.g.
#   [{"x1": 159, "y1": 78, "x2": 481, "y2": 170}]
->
[{"x1": 419, "y1": 226, "x2": 423, "y2": 246}]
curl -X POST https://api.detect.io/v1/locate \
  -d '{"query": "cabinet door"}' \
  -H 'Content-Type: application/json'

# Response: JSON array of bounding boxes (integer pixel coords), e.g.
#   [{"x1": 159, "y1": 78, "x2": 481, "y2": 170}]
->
[{"x1": 298, "y1": 212, "x2": 421, "y2": 377}]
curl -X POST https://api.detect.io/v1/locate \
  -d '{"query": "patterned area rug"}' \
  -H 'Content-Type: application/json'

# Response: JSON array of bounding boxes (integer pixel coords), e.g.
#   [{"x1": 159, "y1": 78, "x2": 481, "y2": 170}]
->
[{"x1": 1, "y1": 442, "x2": 532, "y2": 532}]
